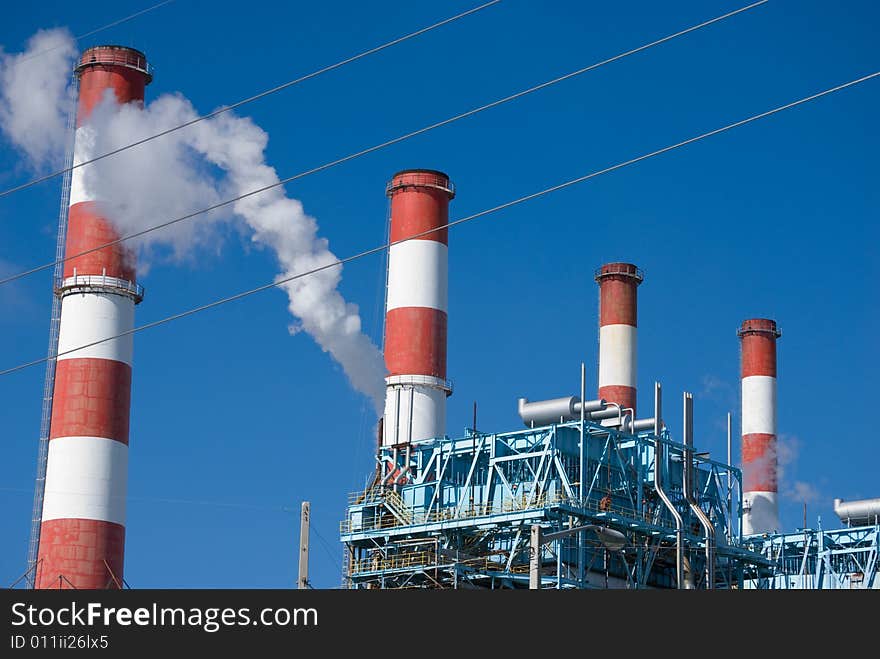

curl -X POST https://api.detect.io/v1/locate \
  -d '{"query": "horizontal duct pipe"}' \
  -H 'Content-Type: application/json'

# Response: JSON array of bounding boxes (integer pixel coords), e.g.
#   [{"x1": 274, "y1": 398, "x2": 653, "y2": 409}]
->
[
  {"x1": 834, "y1": 497, "x2": 880, "y2": 526},
  {"x1": 518, "y1": 396, "x2": 606, "y2": 427},
  {"x1": 600, "y1": 416, "x2": 656, "y2": 433},
  {"x1": 586, "y1": 408, "x2": 621, "y2": 421}
]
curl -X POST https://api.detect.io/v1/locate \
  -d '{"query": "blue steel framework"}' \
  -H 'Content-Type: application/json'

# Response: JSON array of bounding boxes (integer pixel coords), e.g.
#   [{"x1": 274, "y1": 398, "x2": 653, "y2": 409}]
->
[
  {"x1": 743, "y1": 524, "x2": 879, "y2": 589},
  {"x1": 340, "y1": 388, "x2": 775, "y2": 589}
]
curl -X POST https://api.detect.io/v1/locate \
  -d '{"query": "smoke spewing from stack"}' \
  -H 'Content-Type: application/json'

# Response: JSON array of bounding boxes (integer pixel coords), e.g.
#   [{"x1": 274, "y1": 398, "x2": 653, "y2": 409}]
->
[
  {"x1": 83, "y1": 71, "x2": 387, "y2": 415},
  {"x1": 36, "y1": 46, "x2": 151, "y2": 589},
  {"x1": 739, "y1": 318, "x2": 781, "y2": 535},
  {"x1": 1, "y1": 29, "x2": 386, "y2": 415},
  {"x1": 0, "y1": 31, "x2": 391, "y2": 586},
  {"x1": 381, "y1": 170, "x2": 454, "y2": 446}
]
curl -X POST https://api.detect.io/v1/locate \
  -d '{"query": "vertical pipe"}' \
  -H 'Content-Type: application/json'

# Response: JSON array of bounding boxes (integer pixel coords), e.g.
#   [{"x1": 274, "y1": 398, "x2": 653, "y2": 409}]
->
[
  {"x1": 298, "y1": 502, "x2": 310, "y2": 589},
  {"x1": 652, "y1": 382, "x2": 683, "y2": 588},
  {"x1": 36, "y1": 46, "x2": 151, "y2": 590},
  {"x1": 383, "y1": 170, "x2": 454, "y2": 447},
  {"x1": 578, "y1": 362, "x2": 586, "y2": 587},
  {"x1": 683, "y1": 392, "x2": 715, "y2": 589},
  {"x1": 470, "y1": 401, "x2": 476, "y2": 511},
  {"x1": 529, "y1": 524, "x2": 542, "y2": 590},
  {"x1": 727, "y1": 411, "x2": 733, "y2": 543},
  {"x1": 738, "y1": 318, "x2": 781, "y2": 535},
  {"x1": 604, "y1": 549, "x2": 609, "y2": 589},
  {"x1": 556, "y1": 537, "x2": 562, "y2": 589},
  {"x1": 595, "y1": 263, "x2": 643, "y2": 414}
]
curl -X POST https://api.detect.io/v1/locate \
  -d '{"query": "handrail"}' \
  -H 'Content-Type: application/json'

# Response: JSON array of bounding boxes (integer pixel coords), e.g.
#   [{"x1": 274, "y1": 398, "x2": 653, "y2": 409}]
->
[
  {"x1": 57, "y1": 273, "x2": 144, "y2": 302},
  {"x1": 341, "y1": 488, "x2": 677, "y2": 535},
  {"x1": 386, "y1": 172, "x2": 455, "y2": 198},
  {"x1": 385, "y1": 373, "x2": 454, "y2": 394},
  {"x1": 76, "y1": 48, "x2": 153, "y2": 81}
]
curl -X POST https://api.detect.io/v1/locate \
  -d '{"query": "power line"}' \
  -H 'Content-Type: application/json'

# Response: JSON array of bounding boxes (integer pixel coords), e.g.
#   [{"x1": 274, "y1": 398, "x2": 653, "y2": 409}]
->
[
  {"x1": 0, "y1": 70, "x2": 875, "y2": 378},
  {"x1": 0, "y1": 485, "x2": 293, "y2": 513},
  {"x1": 0, "y1": 0, "x2": 502, "y2": 199},
  {"x1": 72, "y1": 0, "x2": 177, "y2": 42},
  {"x1": 13, "y1": 1, "x2": 176, "y2": 64},
  {"x1": 0, "y1": 0, "x2": 768, "y2": 289},
  {"x1": 309, "y1": 521, "x2": 342, "y2": 566}
]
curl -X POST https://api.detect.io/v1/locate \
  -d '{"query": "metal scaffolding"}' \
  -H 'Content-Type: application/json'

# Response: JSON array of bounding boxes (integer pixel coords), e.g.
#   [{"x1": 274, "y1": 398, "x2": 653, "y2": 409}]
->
[
  {"x1": 742, "y1": 524, "x2": 879, "y2": 589},
  {"x1": 341, "y1": 383, "x2": 774, "y2": 589}
]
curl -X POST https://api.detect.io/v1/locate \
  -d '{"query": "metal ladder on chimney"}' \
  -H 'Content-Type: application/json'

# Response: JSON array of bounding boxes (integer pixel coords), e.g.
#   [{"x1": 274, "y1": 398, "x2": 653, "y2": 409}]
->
[{"x1": 24, "y1": 77, "x2": 78, "y2": 587}]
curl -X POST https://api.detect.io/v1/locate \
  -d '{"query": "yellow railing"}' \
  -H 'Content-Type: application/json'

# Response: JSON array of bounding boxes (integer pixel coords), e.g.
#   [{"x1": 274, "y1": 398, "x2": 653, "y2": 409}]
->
[
  {"x1": 348, "y1": 486, "x2": 383, "y2": 505},
  {"x1": 341, "y1": 488, "x2": 663, "y2": 535},
  {"x1": 350, "y1": 550, "x2": 513, "y2": 576},
  {"x1": 350, "y1": 551, "x2": 440, "y2": 574}
]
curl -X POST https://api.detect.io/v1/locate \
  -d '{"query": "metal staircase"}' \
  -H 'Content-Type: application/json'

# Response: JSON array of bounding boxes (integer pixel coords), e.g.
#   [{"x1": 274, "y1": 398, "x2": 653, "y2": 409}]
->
[{"x1": 383, "y1": 490, "x2": 414, "y2": 525}]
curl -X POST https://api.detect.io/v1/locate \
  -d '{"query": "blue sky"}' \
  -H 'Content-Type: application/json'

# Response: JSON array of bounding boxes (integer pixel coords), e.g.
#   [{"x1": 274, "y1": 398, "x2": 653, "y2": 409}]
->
[{"x1": 0, "y1": 0, "x2": 877, "y2": 588}]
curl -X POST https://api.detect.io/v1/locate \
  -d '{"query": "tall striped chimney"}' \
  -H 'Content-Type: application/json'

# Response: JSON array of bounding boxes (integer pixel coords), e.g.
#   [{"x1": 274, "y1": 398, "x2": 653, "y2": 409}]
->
[
  {"x1": 595, "y1": 263, "x2": 643, "y2": 415},
  {"x1": 382, "y1": 170, "x2": 454, "y2": 447},
  {"x1": 739, "y1": 318, "x2": 781, "y2": 535},
  {"x1": 36, "y1": 46, "x2": 151, "y2": 589}
]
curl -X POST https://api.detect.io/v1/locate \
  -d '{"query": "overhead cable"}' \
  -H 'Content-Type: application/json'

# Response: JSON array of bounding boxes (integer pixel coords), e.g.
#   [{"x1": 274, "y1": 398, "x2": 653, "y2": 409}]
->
[
  {"x1": 0, "y1": 0, "x2": 503, "y2": 198},
  {"x1": 0, "y1": 0, "x2": 768, "y2": 288},
  {"x1": 1, "y1": 69, "x2": 875, "y2": 377}
]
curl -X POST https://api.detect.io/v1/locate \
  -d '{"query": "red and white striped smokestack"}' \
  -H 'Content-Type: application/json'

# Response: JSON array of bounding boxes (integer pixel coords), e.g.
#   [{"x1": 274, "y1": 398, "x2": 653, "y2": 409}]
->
[
  {"x1": 35, "y1": 46, "x2": 151, "y2": 589},
  {"x1": 595, "y1": 263, "x2": 643, "y2": 416},
  {"x1": 739, "y1": 318, "x2": 781, "y2": 535},
  {"x1": 382, "y1": 170, "x2": 454, "y2": 447}
]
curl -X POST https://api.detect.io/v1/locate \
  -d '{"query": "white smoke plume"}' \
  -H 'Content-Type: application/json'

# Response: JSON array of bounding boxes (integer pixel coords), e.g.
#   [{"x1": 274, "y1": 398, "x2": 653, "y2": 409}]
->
[
  {"x1": 776, "y1": 434, "x2": 821, "y2": 504},
  {"x1": 0, "y1": 29, "x2": 77, "y2": 170},
  {"x1": 788, "y1": 481, "x2": 821, "y2": 505},
  {"x1": 741, "y1": 433, "x2": 822, "y2": 505},
  {"x1": 83, "y1": 94, "x2": 229, "y2": 262},
  {"x1": 0, "y1": 31, "x2": 386, "y2": 414}
]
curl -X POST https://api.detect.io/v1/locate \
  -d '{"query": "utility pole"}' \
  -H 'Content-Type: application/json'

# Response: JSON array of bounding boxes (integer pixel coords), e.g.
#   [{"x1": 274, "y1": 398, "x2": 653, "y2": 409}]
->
[{"x1": 298, "y1": 501, "x2": 310, "y2": 589}]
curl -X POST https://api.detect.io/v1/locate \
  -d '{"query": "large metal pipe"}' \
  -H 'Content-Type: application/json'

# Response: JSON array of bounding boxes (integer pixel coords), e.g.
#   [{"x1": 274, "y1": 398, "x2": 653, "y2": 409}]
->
[
  {"x1": 517, "y1": 396, "x2": 606, "y2": 427},
  {"x1": 578, "y1": 363, "x2": 586, "y2": 585},
  {"x1": 631, "y1": 418, "x2": 656, "y2": 432},
  {"x1": 651, "y1": 382, "x2": 683, "y2": 589},
  {"x1": 726, "y1": 411, "x2": 733, "y2": 543},
  {"x1": 682, "y1": 392, "x2": 715, "y2": 589},
  {"x1": 586, "y1": 407, "x2": 621, "y2": 421},
  {"x1": 600, "y1": 416, "x2": 655, "y2": 432},
  {"x1": 833, "y1": 498, "x2": 880, "y2": 526}
]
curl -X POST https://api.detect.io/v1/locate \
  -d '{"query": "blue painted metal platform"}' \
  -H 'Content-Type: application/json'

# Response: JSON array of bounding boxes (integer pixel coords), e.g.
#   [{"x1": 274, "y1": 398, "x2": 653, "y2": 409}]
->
[{"x1": 340, "y1": 419, "x2": 775, "y2": 588}]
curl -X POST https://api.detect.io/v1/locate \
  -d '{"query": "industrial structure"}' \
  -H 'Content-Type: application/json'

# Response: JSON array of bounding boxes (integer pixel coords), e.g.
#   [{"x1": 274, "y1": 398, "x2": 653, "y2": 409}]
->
[
  {"x1": 15, "y1": 40, "x2": 875, "y2": 590},
  {"x1": 28, "y1": 46, "x2": 151, "y2": 590},
  {"x1": 338, "y1": 172, "x2": 880, "y2": 590},
  {"x1": 596, "y1": 262, "x2": 641, "y2": 415},
  {"x1": 739, "y1": 318, "x2": 781, "y2": 535},
  {"x1": 382, "y1": 170, "x2": 454, "y2": 448},
  {"x1": 742, "y1": 522, "x2": 879, "y2": 589}
]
